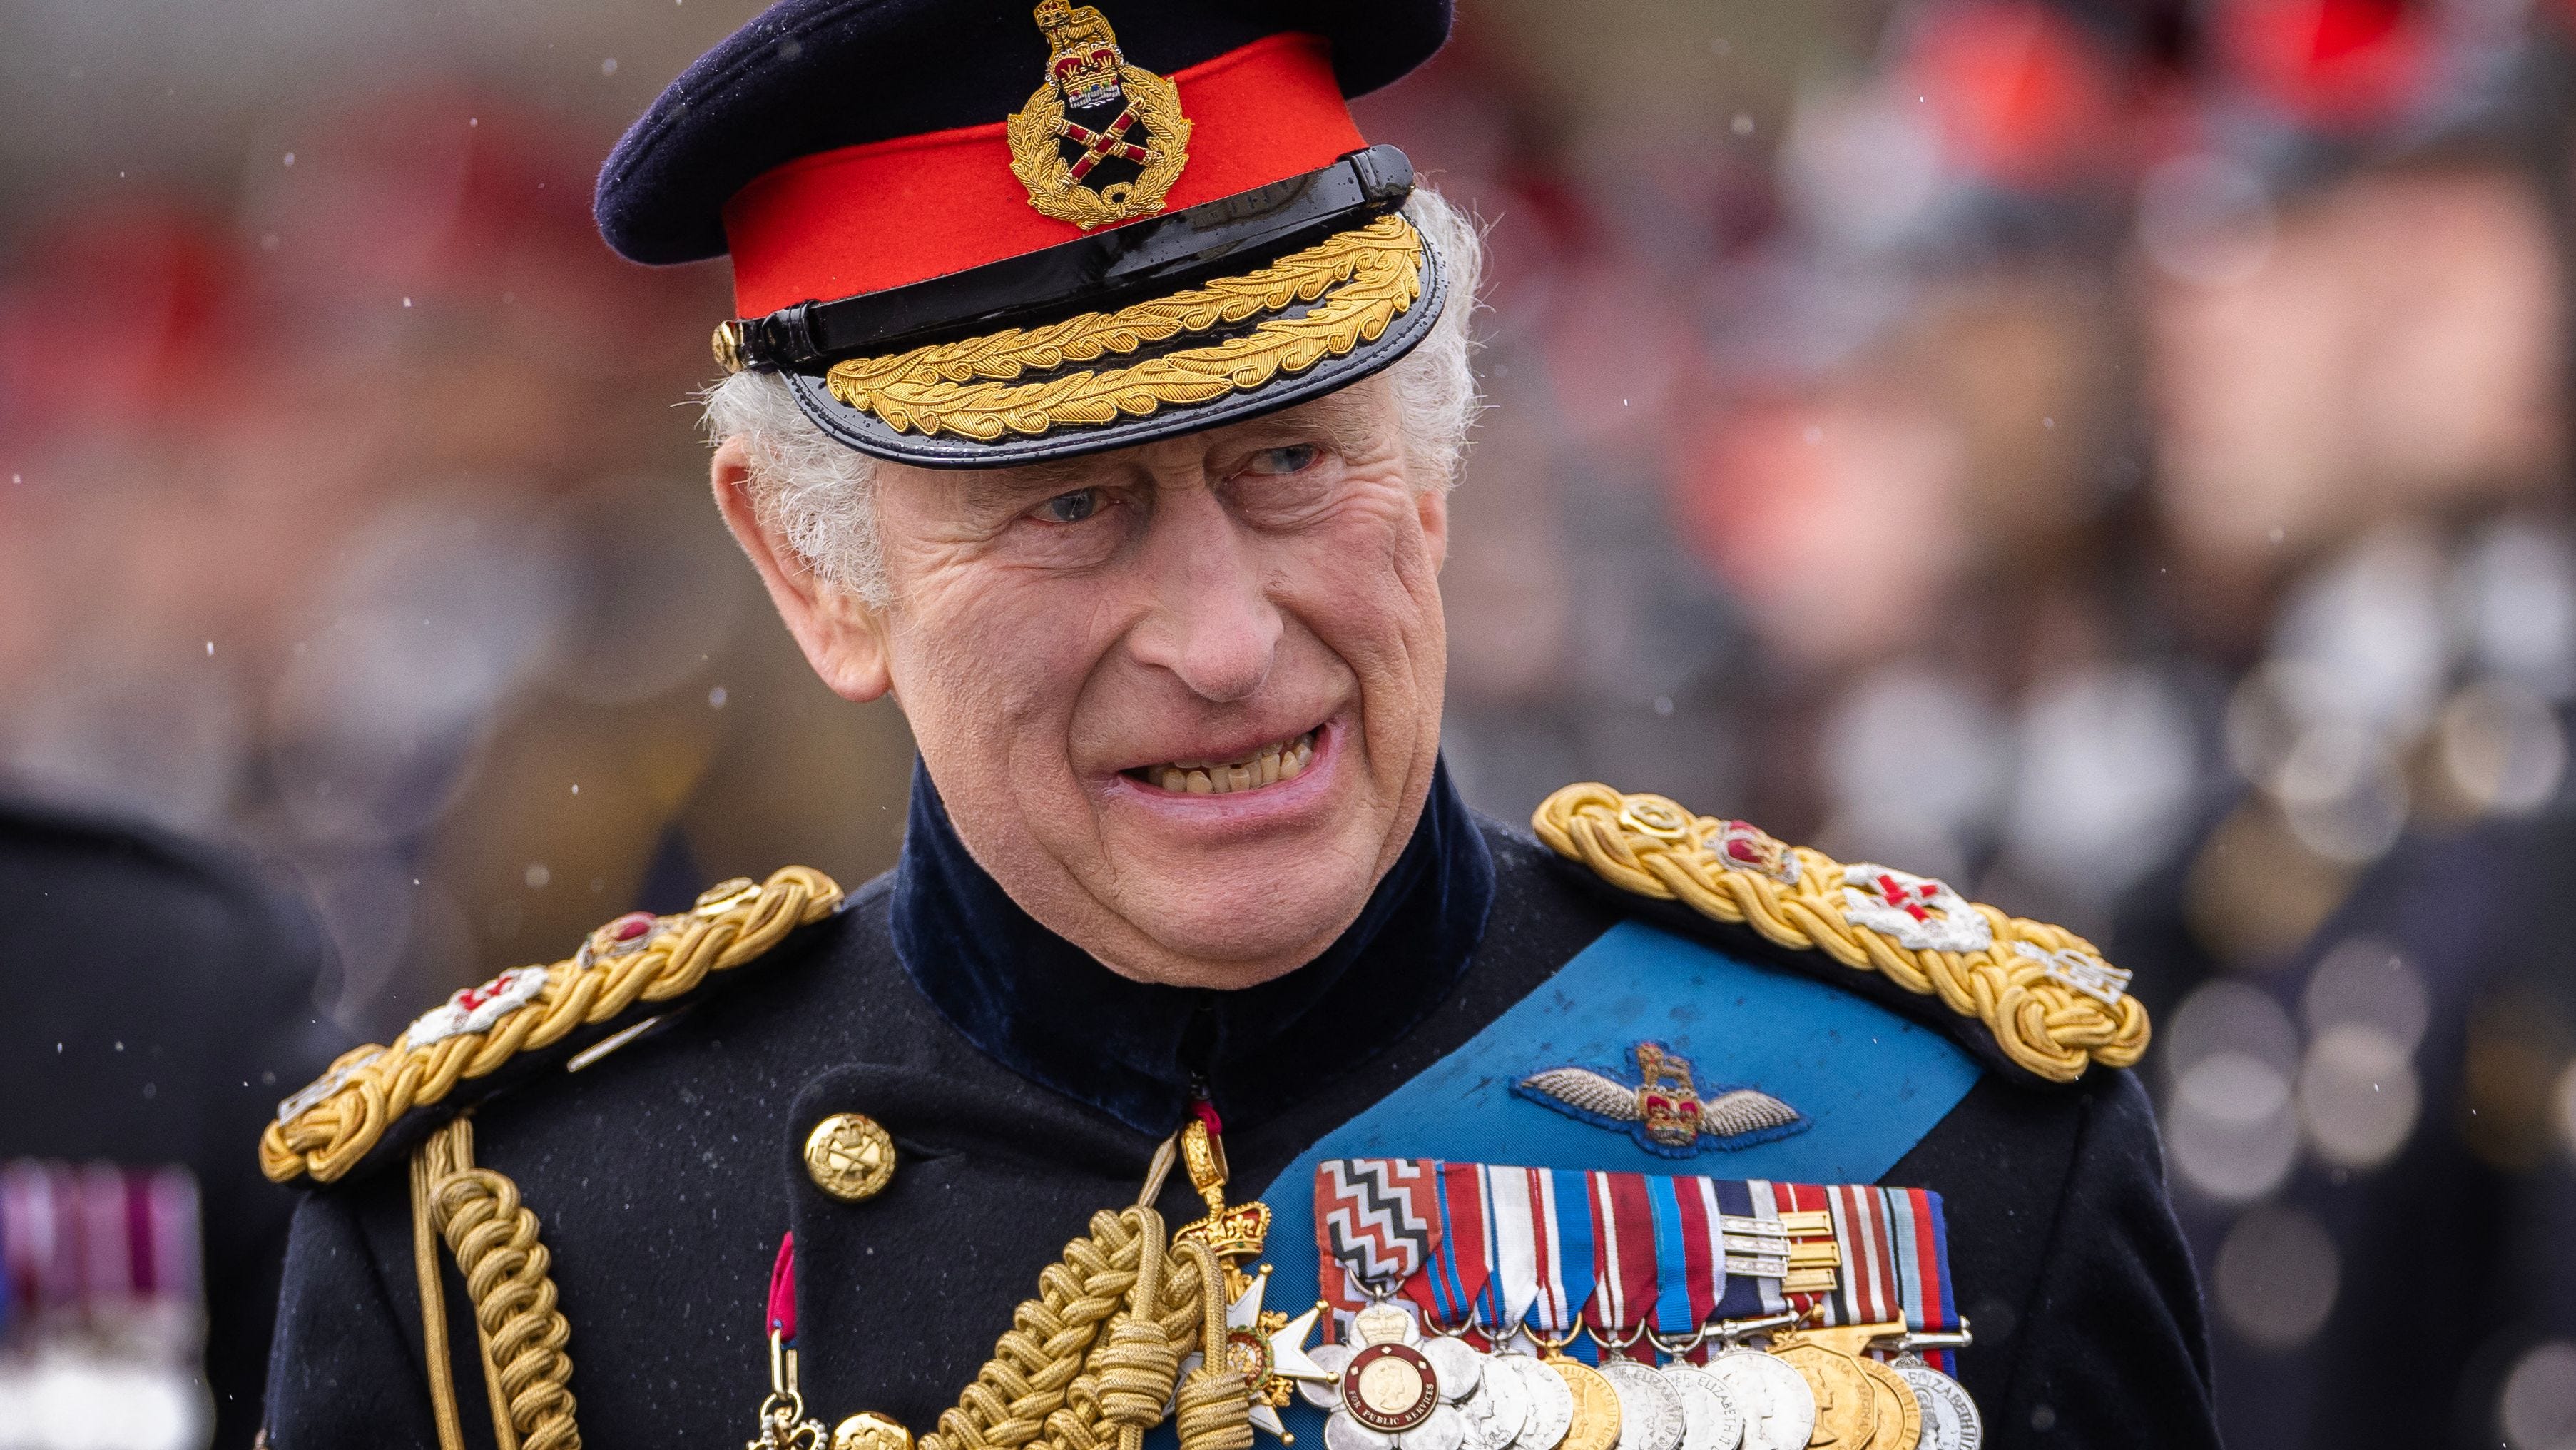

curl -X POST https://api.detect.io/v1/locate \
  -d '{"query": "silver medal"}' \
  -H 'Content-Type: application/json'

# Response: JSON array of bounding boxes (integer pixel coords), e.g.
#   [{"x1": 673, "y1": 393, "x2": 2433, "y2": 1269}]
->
[
  {"x1": 1406, "y1": 1404, "x2": 1470, "y2": 1450},
  {"x1": 1421, "y1": 1337, "x2": 1487, "y2": 1401},
  {"x1": 1504, "y1": 1355, "x2": 1575, "y2": 1450},
  {"x1": 1461, "y1": 1349, "x2": 1532, "y2": 1450},
  {"x1": 1327, "y1": 1411, "x2": 1395, "y2": 1450},
  {"x1": 1895, "y1": 1359, "x2": 1982, "y2": 1450},
  {"x1": 1657, "y1": 1364, "x2": 1745, "y2": 1450},
  {"x1": 1304, "y1": 1342, "x2": 1358, "y2": 1410},
  {"x1": 1699, "y1": 1349, "x2": 1813, "y2": 1450},
  {"x1": 1597, "y1": 1360, "x2": 1684, "y2": 1450}
]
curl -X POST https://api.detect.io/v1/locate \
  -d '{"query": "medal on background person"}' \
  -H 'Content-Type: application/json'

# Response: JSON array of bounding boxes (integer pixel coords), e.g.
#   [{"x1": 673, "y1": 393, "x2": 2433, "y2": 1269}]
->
[{"x1": 1578, "y1": 1171, "x2": 1686, "y2": 1450}]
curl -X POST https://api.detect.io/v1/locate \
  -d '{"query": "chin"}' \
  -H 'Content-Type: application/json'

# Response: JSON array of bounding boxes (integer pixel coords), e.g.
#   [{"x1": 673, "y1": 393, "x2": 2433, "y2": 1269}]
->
[{"x1": 1112, "y1": 849, "x2": 1383, "y2": 980}]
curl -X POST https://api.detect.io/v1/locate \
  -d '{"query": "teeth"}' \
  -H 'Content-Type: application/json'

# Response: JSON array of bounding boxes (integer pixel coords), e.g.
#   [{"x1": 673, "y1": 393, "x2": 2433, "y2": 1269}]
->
[{"x1": 1144, "y1": 731, "x2": 1316, "y2": 795}]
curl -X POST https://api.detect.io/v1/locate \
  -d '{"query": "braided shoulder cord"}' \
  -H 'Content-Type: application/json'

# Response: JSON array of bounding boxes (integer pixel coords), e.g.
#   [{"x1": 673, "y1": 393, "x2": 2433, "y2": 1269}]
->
[
  {"x1": 264, "y1": 866, "x2": 844, "y2": 1185},
  {"x1": 1532, "y1": 784, "x2": 2149, "y2": 1081},
  {"x1": 412, "y1": 1118, "x2": 579, "y2": 1450}
]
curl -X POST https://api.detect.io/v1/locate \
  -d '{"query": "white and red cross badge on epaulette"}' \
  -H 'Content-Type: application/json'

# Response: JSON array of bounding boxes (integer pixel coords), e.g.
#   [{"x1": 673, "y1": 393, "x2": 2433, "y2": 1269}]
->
[{"x1": 1298, "y1": 1158, "x2": 1982, "y2": 1450}]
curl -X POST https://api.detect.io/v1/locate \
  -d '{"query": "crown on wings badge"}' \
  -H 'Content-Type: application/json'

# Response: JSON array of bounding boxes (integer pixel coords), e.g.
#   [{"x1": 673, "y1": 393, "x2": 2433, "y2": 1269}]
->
[{"x1": 1512, "y1": 1042, "x2": 1808, "y2": 1157}]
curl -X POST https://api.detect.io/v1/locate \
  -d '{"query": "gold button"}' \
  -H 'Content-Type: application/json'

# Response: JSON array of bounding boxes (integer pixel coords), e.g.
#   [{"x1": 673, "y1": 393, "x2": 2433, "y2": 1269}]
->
[
  {"x1": 804, "y1": 1112, "x2": 896, "y2": 1201},
  {"x1": 833, "y1": 1412, "x2": 912, "y2": 1450}
]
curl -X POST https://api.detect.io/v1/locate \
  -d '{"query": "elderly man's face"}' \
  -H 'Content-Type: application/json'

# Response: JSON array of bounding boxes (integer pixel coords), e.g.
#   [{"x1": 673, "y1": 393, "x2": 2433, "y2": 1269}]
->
[{"x1": 718, "y1": 377, "x2": 1451, "y2": 988}]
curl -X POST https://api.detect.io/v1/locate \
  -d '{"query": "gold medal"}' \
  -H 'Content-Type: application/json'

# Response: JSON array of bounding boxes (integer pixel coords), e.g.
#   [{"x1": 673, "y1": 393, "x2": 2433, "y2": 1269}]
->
[
  {"x1": 1542, "y1": 1357, "x2": 1624, "y2": 1450},
  {"x1": 1854, "y1": 1357, "x2": 1920, "y2": 1450},
  {"x1": 1771, "y1": 1323, "x2": 1919, "y2": 1450}
]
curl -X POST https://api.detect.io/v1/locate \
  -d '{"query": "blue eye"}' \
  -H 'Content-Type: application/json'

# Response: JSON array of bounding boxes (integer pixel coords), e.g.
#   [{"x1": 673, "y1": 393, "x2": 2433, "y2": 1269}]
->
[
  {"x1": 1246, "y1": 444, "x2": 1319, "y2": 475},
  {"x1": 1039, "y1": 488, "x2": 1102, "y2": 523}
]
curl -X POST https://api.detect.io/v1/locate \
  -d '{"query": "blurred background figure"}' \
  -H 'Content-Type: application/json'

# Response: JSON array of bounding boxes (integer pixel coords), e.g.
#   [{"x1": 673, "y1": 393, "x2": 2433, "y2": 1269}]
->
[
  {"x1": 10, "y1": 0, "x2": 2576, "y2": 1445},
  {"x1": 1, "y1": 798, "x2": 345, "y2": 1450}
]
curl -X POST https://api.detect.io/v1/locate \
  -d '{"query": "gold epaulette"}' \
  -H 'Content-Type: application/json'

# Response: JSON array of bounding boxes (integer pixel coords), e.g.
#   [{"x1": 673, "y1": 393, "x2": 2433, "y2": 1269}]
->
[
  {"x1": 262, "y1": 866, "x2": 844, "y2": 1185},
  {"x1": 1532, "y1": 784, "x2": 2148, "y2": 1083}
]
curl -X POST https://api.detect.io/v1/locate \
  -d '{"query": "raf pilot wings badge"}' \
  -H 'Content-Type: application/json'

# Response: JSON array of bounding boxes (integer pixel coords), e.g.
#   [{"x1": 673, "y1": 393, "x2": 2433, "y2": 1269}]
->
[{"x1": 1512, "y1": 1040, "x2": 1808, "y2": 1157}]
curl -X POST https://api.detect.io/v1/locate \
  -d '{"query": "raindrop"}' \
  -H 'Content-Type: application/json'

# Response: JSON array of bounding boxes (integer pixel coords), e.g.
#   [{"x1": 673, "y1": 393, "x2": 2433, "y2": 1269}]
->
[
  {"x1": 282, "y1": 151, "x2": 295, "y2": 168},
  {"x1": 601, "y1": 57, "x2": 619, "y2": 76},
  {"x1": 525, "y1": 863, "x2": 551, "y2": 889},
  {"x1": 708, "y1": 686, "x2": 728, "y2": 709},
  {"x1": 1731, "y1": 114, "x2": 1754, "y2": 136}
]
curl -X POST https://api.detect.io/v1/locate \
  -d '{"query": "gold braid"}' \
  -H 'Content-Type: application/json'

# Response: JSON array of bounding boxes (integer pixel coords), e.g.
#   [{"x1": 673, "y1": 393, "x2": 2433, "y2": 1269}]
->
[
  {"x1": 264, "y1": 866, "x2": 844, "y2": 1185},
  {"x1": 412, "y1": 1118, "x2": 579, "y2": 1450},
  {"x1": 916, "y1": 1207, "x2": 1248, "y2": 1450},
  {"x1": 1532, "y1": 784, "x2": 2149, "y2": 1082}
]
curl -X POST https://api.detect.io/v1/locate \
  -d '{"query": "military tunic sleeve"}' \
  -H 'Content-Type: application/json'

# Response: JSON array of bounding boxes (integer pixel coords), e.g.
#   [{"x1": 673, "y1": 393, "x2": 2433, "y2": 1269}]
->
[
  {"x1": 266, "y1": 1189, "x2": 444, "y2": 1450},
  {"x1": 1990, "y1": 1070, "x2": 2216, "y2": 1449}
]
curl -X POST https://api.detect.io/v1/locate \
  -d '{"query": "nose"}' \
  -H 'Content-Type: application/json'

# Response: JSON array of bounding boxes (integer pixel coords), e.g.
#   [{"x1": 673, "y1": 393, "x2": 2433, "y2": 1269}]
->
[{"x1": 1123, "y1": 484, "x2": 1280, "y2": 704}]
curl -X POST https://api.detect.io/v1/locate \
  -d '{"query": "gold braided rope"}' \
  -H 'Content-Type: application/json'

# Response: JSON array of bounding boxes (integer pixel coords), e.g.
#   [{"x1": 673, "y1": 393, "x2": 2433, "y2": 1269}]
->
[
  {"x1": 910, "y1": 1208, "x2": 1250, "y2": 1450},
  {"x1": 1532, "y1": 784, "x2": 2149, "y2": 1082},
  {"x1": 414, "y1": 1118, "x2": 579, "y2": 1450},
  {"x1": 263, "y1": 866, "x2": 845, "y2": 1185},
  {"x1": 823, "y1": 213, "x2": 1424, "y2": 441}
]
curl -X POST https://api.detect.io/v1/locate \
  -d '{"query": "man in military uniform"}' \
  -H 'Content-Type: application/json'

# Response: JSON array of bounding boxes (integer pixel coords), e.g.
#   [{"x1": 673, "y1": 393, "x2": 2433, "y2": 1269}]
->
[{"x1": 260, "y1": 5, "x2": 2217, "y2": 1449}]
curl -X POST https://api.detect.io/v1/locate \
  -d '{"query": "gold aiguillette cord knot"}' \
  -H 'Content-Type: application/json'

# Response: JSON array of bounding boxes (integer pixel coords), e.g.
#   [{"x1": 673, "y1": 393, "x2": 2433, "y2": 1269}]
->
[
  {"x1": 411, "y1": 1116, "x2": 579, "y2": 1450},
  {"x1": 912, "y1": 1134, "x2": 1253, "y2": 1450}
]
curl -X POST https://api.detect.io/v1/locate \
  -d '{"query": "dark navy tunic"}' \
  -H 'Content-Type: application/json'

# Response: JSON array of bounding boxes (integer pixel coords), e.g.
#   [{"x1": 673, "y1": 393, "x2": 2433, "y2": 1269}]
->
[{"x1": 265, "y1": 766, "x2": 2217, "y2": 1449}]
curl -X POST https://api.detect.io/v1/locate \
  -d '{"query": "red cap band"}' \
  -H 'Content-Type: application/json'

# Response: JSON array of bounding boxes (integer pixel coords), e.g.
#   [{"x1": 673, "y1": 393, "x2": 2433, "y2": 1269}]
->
[{"x1": 723, "y1": 33, "x2": 1366, "y2": 318}]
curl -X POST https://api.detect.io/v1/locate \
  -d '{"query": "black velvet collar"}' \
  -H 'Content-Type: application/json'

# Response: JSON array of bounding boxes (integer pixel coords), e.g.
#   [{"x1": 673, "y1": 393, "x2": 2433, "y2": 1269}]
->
[{"x1": 887, "y1": 757, "x2": 1496, "y2": 1135}]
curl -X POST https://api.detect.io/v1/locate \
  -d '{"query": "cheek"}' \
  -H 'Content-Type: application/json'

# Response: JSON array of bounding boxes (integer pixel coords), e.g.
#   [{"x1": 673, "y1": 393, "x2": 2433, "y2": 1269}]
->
[
  {"x1": 1271, "y1": 477, "x2": 1446, "y2": 670},
  {"x1": 884, "y1": 559, "x2": 1114, "y2": 752}
]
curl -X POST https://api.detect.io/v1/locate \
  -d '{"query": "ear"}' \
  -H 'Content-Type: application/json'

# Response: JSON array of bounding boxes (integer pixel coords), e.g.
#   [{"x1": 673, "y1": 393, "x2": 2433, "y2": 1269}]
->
[
  {"x1": 710, "y1": 436, "x2": 895, "y2": 703},
  {"x1": 1415, "y1": 477, "x2": 1451, "y2": 574}
]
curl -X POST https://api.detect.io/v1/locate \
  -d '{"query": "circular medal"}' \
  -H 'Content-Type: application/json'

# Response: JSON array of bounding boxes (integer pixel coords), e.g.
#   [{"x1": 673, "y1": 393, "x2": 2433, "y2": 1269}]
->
[
  {"x1": 1544, "y1": 1357, "x2": 1624, "y2": 1450},
  {"x1": 1407, "y1": 1405, "x2": 1470, "y2": 1450},
  {"x1": 1346, "y1": 1344, "x2": 1442, "y2": 1434},
  {"x1": 1597, "y1": 1361, "x2": 1684, "y2": 1450},
  {"x1": 1768, "y1": 1344, "x2": 1874, "y2": 1450},
  {"x1": 1855, "y1": 1357, "x2": 1922, "y2": 1450},
  {"x1": 1507, "y1": 1356, "x2": 1576, "y2": 1450},
  {"x1": 1327, "y1": 1411, "x2": 1396, "y2": 1450},
  {"x1": 1701, "y1": 1349, "x2": 1814, "y2": 1450},
  {"x1": 1462, "y1": 1350, "x2": 1532, "y2": 1450},
  {"x1": 1658, "y1": 1364, "x2": 1746, "y2": 1450},
  {"x1": 1894, "y1": 1362, "x2": 1980, "y2": 1450},
  {"x1": 1421, "y1": 1337, "x2": 1487, "y2": 1402},
  {"x1": 1304, "y1": 1343, "x2": 1358, "y2": 1411}
]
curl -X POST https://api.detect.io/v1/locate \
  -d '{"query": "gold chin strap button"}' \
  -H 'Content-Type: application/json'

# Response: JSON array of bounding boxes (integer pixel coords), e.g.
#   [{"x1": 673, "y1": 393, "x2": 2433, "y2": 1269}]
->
[
  {"x1": 833, "y1": 1412, "x2": 912, "y2": 1450},
  {"x1": 803, "y1": 1112, "x2": 896, "y2": 1202}
]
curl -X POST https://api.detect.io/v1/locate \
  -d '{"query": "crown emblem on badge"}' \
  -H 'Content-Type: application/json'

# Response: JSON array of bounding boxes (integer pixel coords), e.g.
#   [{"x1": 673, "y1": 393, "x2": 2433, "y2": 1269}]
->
[
  {"x1": 1513, "y1": 1042, "x2": 1809, "y2": 1157},
  {"x1": 1007, "y1": 1, "x2": 1192, "y2": 229}
]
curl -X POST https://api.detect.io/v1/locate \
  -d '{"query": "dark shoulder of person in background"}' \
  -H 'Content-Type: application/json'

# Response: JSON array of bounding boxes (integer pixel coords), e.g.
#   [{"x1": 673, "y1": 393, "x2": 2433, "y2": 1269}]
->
[{"x1": 0, "y1": 794, "x2": 350, "y2": 1449}]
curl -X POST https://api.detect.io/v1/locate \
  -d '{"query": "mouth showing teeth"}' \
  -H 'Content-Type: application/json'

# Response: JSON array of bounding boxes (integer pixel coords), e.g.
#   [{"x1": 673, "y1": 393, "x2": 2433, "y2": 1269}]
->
[{"x1": 1129, "y1": 729, "x2": 1318, "y2": 796}]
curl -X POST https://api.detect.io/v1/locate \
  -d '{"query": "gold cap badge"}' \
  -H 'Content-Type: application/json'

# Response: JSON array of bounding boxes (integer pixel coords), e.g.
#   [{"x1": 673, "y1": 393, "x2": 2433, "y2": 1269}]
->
[{"x1": 1006, "y1": 2, "x2": 1191, "y2": 229}]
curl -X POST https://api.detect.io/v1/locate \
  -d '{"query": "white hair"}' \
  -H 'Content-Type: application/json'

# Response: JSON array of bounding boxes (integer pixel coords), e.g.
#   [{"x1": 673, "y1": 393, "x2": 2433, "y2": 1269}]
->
[{"x1": 703, "y1": 187, "x2": 1485, "y2": 607}]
